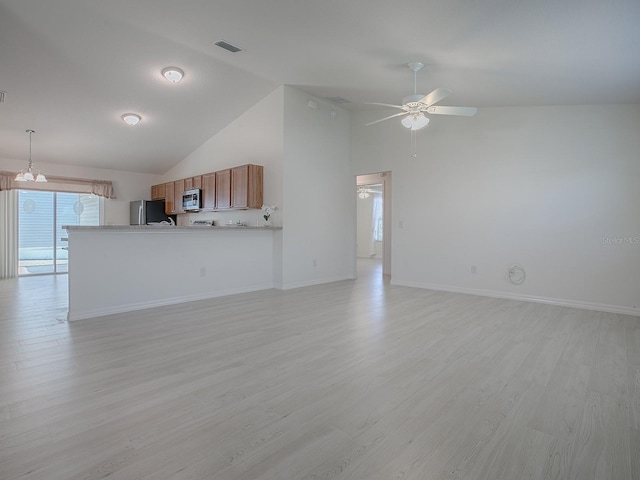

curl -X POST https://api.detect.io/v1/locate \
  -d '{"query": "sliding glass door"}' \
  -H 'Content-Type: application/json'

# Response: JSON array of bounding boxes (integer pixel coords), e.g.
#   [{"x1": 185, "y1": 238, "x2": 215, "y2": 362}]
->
[{"x1": 18, "y1": 191, "x2": 100, "y2": 275}]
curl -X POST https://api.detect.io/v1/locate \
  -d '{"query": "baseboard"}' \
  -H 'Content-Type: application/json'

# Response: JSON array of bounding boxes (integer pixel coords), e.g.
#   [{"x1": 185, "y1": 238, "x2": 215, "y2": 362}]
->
[
  {"x1": 390, "y1": 280, "x2": 639, "y2": 317},
  {"x1": 68, "y1": 283, "x2": 275, "y2": 321},
  {"x1": 277, "y1": 275, "x2": 352, "y2": 291}
]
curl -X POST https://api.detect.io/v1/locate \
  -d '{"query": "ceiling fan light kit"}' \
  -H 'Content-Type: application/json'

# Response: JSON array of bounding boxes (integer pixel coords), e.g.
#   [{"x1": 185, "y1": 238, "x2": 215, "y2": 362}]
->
[{"x1": 401, "y1": 113, "x2": 429, "y2": 130}]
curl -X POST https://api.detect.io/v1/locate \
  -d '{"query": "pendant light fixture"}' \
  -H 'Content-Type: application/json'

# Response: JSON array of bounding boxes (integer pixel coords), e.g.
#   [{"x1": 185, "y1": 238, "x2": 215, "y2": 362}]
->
[{"x1": 15, "y1": 129, "x2": 47, "y2": 182}]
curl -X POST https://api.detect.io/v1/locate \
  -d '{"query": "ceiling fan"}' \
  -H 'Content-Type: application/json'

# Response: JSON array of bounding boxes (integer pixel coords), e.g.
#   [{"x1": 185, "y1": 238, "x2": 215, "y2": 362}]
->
[
  {"x1": 366, "y1": 62, "x2": 477, "y2": 130},
  {"x1": 357, "y1": 185, "x2": 381, "y2": 198}
]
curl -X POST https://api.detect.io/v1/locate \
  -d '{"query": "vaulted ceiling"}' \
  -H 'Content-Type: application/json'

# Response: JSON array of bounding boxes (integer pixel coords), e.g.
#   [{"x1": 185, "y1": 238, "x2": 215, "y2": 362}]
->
[{"x1": 1, "y1": 0, "x2": 639, "y2": 174}]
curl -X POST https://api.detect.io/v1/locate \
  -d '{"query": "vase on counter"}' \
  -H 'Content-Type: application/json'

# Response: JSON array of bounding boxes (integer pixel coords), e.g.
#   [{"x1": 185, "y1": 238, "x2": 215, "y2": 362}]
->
[{"x1": 263, "y1": 217, "x2": 271, "y2": 227}]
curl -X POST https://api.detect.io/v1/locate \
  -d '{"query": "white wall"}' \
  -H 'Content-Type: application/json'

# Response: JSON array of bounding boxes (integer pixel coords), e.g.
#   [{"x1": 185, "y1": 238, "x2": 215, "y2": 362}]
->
[
  {"x1": 162, "y1": 86, "x2": 284, "y2": 228},
  {"x1": 351, "y1": 104, "x2": 640, "y2": 315},
  {"x1": 0, "y1": 157, "x2": 162, "y2": 224},
  {"x1": 281, "y1": 86, "x2": 353, "y2": 288}
]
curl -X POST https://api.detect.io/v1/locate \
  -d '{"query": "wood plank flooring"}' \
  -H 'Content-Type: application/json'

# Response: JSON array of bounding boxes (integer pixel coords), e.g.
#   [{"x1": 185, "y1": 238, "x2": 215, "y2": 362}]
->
[{"x1": 1, "y1": 260, "x2": 639, "y2": 479}]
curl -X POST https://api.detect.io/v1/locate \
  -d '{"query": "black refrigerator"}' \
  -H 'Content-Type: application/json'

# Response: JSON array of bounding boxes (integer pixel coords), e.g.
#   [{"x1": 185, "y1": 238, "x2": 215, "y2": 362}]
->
[{"x1": 129, "y1": 200, "x2": 175, "y2": 225}]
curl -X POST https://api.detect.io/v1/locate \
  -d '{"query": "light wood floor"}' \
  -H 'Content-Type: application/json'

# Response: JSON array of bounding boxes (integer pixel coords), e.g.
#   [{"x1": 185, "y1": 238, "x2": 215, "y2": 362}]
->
[{"x1": 1, "y1": 260, "x2": 639, "y2": 479}]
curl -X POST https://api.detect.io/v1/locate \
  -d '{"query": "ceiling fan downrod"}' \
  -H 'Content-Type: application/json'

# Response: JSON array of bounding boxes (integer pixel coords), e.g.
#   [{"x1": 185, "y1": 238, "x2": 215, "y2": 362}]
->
[{"x1": 408, "y1": 62, "x2": 424, "y2": 96}]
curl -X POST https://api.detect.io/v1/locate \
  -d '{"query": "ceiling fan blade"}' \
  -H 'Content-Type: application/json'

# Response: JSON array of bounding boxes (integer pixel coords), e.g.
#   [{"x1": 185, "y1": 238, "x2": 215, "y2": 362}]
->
[
  {"x1": 419, "y1": 88, "x2": 452, "y2": 107},
  {"x1": 365, "y1": 102, "x2": 407, "y2": 110},
  {"x1": 365, "y1": 111, "x2": 408, "y2": 126},
  {"x1": 426, "y1": 105, "x2": 477, "y2": 116}
]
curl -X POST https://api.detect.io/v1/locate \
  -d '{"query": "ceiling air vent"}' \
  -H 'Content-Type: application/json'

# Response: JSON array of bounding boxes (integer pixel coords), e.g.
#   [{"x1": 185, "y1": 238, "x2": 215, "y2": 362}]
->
[
  {"x1": 215, "y1": 40, "x2": 242, "y2": 53},
  {"x1": 326, "y1": 96, "x2": 351, "y2": 104},
  {"x1": 0, "y1": 90, "x2": 6, "y2": 103}
]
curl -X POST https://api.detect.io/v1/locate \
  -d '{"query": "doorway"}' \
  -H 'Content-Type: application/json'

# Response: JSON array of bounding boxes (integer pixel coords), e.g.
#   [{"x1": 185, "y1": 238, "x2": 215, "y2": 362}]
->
[{"x1": 356, "y1": 172, "x2": 391, "y2": 278}]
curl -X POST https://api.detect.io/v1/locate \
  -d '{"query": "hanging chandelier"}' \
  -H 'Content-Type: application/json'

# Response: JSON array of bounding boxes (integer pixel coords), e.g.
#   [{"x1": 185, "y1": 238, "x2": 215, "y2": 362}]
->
[{"x1": 15, "y1": 130, "x2": 47, "y2": 182}]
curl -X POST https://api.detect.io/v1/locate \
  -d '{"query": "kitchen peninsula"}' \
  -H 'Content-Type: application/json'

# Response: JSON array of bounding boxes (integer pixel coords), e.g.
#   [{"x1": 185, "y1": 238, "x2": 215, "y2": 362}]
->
[{"x1": 64, "y1": 225, "x2": 282, "y2": 321}]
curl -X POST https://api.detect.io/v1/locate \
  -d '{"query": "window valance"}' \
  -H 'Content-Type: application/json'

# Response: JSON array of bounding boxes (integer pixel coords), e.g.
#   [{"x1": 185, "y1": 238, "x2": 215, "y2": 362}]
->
[{"x1": 0, "y1": 171, "x2": 116, "y2": 199}]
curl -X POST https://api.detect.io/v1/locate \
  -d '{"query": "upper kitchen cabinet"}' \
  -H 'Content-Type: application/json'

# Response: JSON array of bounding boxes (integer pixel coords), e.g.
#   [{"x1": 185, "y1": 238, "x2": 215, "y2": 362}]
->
[
  {"x1": 202, "y1": 172, "x2": 216, "y2": 211},
  {"x1": 162, "y1": 180, "x2": 188, "y2": 214},
  {"x1": 184, "y1": 175, "x2": 202, "y2": 190},
  {"x1": 164, "y1": 182, "x2": 175, "y2": 214},
  {"x1": 231, "y1": 164, "x2": 263, "y2": 209},
  {"x1": 215, "y1": 169, "x2": 231, "y2": 209},
  {"x1": 151, "y1": 184, "x2": 165, "y2": 201},
  {"x1": 161, "y1": 164, "x2": 263, "y2": 214}
]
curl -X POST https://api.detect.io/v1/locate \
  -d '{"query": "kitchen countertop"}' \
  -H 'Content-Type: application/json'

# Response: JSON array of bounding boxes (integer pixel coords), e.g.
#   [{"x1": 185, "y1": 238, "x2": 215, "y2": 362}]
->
[{"x1": 64, "y1": 225, "x2": 282, "y2": 231}]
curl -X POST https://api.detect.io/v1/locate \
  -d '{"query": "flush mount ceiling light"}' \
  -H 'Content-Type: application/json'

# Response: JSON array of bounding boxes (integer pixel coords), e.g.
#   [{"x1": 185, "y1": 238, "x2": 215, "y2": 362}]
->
[
  {"x1": 15, "y1": 129, "x2": 47, "y2": 182},
  {"x1": 121, "y1": 113, "x2": 141, "y2": 126},
  {"x1": 162, "y1": 67, "x2": 184, "y2": 83}
]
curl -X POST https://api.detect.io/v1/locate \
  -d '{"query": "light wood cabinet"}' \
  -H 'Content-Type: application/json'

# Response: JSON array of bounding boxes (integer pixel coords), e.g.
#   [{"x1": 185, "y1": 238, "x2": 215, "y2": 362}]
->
[
  {"x1": 165, "y1": 180, "x2": 187, "y2": 215},
  {"x1": 184, "y1": 175, "x2": 202, "y2": 190},
  {"x1": 202, "y1": 172, "x2": 215, "y2": 211},
  {"x1": 215, "y1": 169, "x2": 231, "y2": 209},
  {"x1": 231, "y1": 164, "x2": 263, "y2": 209},
  {"x1": 161, "y1": 165, "x2": 262, "y2": 214},
  {"x1": 164, "y1": 182, "x2": 175, "y2": 214},
  {"x1": 151, "y1": 184, "x2": 165, "y2": 201}
]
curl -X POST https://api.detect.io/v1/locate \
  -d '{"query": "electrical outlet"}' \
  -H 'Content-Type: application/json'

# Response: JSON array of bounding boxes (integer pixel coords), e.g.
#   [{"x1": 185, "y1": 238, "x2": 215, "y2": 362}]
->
[
  {"x1": 470, "y1": 265, "x2": 477, "y2": 274},
  {"x1": 200, "y1": 266, "x2": 206, "y2": 277},
  {"x1": 312, "y1": 259, "x2": 317, "y2": 267}
]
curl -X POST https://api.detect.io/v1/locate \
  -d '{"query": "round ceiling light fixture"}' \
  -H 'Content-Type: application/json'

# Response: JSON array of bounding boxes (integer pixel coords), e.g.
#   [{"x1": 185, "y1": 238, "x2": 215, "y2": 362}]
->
[
  {"x1": 162, "y1": 67, "x2": 184, "y2": 83},
  {"x1": 121, "y1": 113, "x2": 141, "y2": 126}
]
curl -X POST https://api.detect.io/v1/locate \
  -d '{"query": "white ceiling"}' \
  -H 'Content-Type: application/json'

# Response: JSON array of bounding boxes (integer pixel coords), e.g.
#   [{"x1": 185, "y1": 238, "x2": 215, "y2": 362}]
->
[{"x1": 1, "y1": 0, "x2": 639, "y2": 174}]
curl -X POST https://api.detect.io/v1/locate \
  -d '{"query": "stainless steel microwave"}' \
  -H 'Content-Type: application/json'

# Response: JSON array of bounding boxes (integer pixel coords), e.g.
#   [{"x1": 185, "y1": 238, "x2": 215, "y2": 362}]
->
[{"x1": 182, "y1": 188, "x2": 202, "y2": 211}]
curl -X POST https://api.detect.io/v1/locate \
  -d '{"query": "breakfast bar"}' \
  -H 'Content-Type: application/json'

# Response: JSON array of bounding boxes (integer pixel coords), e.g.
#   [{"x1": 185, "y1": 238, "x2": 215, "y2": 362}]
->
[{"x1": 64, "y1": 225, "x2": 282, "y2": 321}]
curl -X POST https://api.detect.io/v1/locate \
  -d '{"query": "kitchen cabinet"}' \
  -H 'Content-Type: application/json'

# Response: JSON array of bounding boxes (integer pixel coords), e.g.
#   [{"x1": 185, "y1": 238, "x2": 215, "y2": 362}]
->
[
  {"x1": 162, "y1": 179, "x2": 184, "y2": 215},
  {"x1": 164, "y1": 182, "x2": 175, "y2": 214},
  {"x1": 215, "y1": 169, "x2": 231, "y2": 209},
  {"x1": 184, "y1": 175, "x2": 202, "y2": 190},
  {"x1": 231, "y1": 164, "x2": 263, "y2": 209},
  {"x1": 202, "y1": 172, "x2": 215, "y2": 211},
  {"x1": 151, "y1": 184, "x2": 165, "y2": 201},
  {"x1": 160, "y1": 164, "x2": 262, "y2": 214}
]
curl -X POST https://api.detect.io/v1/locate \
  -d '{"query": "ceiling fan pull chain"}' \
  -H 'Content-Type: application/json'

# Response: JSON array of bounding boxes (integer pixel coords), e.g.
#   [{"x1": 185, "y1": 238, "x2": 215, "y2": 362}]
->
[{"x1": 410, "y1": 129, "x2": 418, "y2": 158}]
